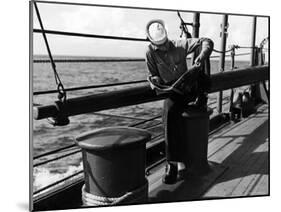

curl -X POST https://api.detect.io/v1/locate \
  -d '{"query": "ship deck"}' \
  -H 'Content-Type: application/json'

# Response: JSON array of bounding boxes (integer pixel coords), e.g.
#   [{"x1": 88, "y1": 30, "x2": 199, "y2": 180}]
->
[
  {"x1": 148, "y1": 104, "x2": 269, "y2": 203},
  {"x1": 33, "y1": 104, "x2": 269, "y2": 210}
]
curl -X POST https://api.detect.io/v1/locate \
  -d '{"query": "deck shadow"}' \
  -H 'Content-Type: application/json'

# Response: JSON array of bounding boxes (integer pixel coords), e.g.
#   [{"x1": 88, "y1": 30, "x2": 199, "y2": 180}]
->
[
  {"x1": 148, "y1": 161, "x2": 228, "y2": 203},
  {"x1": 209, "y1": 119, "x2": 269, "y2": 182}
]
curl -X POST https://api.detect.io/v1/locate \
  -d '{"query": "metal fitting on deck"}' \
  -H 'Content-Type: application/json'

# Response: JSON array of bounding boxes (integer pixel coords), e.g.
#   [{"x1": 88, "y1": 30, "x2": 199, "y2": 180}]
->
[{"x1": 75, "y1": 127, "x2": 151, "y2": 206}]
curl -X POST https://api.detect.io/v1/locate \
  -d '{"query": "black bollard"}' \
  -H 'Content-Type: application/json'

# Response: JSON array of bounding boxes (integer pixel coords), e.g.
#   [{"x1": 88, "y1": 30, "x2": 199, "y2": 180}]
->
[
  {"x1": 75, "y1": 127, "x2": 151, "y2": 206},
  {"x1": 181, "y1": 107, "x2": 213, "y2": 175}
]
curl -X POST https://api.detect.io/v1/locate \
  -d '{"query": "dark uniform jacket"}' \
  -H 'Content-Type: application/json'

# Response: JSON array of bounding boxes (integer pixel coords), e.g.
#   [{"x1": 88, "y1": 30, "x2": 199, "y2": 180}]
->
[{"x1": 146, "y1": 38, "x2": 214, "y2": 86}]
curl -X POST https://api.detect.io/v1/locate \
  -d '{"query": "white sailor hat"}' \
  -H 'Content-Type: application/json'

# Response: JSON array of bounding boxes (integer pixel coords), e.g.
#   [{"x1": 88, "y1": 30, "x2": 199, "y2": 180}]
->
[{"x1": 146, "y1": 19, "x2": 168, "y2": 46}]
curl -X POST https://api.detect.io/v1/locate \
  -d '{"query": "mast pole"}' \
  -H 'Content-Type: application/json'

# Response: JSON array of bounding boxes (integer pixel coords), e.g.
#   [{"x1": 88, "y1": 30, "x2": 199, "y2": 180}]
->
[{"x1": 191, "y1": 12, "x2": 200, "y2": 64}]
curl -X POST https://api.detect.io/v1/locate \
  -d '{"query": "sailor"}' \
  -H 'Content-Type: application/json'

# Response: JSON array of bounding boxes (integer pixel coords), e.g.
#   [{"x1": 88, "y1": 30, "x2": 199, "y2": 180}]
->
[{"x1": 145, "y1": 19, "x2": 214, "y2": 184}]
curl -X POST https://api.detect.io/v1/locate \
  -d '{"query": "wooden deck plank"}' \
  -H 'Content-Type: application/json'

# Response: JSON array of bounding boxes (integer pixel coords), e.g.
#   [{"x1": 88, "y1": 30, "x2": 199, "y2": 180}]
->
[
  {"x1": 229, "y1": 151, "x2": 268, "y2": 196},
  {"x1": 230, "y1": 140, "x2": 269, "y2": 196},
  {"x1": 203, "y1": 150, "x2": 264, "y2": 197},
  {"x1": 208, "y1": 114, "x2": 268, "y2": 163},
  {"x1": 203, "y1": 105, "x2": 268, "y2": 198},
  {"x1": 248, "y1": 174, "x2": 269, "y2": 195},
  {"x1": 208, "y1": 137, "x2": 244, "y2": 164},
  {"x1": 204, "y1": 137, "x2": 268, "y2": 196}
]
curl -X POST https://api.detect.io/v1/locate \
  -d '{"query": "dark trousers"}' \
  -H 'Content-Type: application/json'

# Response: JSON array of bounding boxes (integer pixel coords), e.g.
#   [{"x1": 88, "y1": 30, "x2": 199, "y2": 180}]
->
[{"x1": 163, "y1": 94, "x2": 188, "y2": 162}]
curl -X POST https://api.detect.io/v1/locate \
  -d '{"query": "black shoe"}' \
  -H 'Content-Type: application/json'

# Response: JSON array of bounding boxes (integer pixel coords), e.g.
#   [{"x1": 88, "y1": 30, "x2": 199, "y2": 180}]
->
[{"x1": 162, "y1": 163, "x2": 178, "y2": 184}]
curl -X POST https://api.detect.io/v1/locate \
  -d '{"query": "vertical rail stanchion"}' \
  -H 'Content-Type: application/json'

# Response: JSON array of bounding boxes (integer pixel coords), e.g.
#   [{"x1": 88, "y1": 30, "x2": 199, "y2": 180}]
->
[
  {"x1": 249, "y1": 16, "x2": 259, "y2": 102},
  {"x1": 259, "y1": 46, "x2": 269, "y2": 101},
  {"x1": 230, "y1": 47, "x2": 235, "y2": 70},
  {"x1": 250, "y1": 16, "x2": 257, "y2": 67},
  {"x1": 191, "y1": 12, "x2": 200, "y2": 64},
  {"x1": 229, "y1": 46, "x2": 235, "y2": 113},
  {"x1": 216, "y1": 14, "x2": 228, "y2": 113}
]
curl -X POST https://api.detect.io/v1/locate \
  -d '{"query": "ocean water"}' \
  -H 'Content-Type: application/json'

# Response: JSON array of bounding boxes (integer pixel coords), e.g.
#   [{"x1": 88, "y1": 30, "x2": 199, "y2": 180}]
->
[{"x1": 32, "y1": 56, "x2": 249, "y2": 192}]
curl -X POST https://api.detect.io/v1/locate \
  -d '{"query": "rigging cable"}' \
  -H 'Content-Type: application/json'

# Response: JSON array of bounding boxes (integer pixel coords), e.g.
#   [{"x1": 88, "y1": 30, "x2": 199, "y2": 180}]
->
[
  {"x1": 34, "y1": 2, "x2": 69, "y2": 126},
  {"x1": 177, "y1": 11, "x2": 192, "y2": 38},
  {"x1": 259, "y1": 37, "x2": 269, "y2": 49}
]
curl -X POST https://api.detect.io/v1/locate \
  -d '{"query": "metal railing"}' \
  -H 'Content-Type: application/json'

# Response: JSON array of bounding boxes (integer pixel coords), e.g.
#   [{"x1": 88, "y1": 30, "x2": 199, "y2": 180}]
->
[
  {"x1": 33, "y1": 80, "x2": 147, "y2": 95},
  {"x1": 33, "y1": 65, "x2": 269, "y2": 120}
]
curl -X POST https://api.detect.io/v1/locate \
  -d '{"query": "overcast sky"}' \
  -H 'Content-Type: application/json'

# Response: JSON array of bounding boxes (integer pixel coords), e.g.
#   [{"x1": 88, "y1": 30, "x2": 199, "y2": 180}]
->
[{"x1": 33, "y1": 2, "x2": 269, "y2": 60}]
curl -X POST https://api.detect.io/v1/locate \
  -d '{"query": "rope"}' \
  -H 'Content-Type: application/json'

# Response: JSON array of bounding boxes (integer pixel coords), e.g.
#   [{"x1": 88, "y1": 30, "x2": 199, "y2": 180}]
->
[
  {"x1": 213, "y1": 44, "x2": 259, "y2": 54},
  {"x1": 147, "y1": 63, "x2": 201, "y2": 95},
  {"x1": 81, "y1": 179, "x2": 148, "y2": 206}
]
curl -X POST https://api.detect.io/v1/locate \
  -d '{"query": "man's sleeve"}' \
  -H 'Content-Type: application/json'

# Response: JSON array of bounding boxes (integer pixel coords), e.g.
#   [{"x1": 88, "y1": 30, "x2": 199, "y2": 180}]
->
[
  {"x1": 186, "y1": 37, "x2": 214, "y2": 57},
  {"x1": 145, "y1": 49, "x2": 159, "y2": 77}
]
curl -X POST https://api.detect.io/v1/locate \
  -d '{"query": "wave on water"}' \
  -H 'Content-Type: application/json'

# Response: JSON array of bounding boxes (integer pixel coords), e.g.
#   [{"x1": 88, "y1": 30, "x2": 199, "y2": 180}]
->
[{"x1": 33, "y1": 162, "x2": 83, "y2": 192}]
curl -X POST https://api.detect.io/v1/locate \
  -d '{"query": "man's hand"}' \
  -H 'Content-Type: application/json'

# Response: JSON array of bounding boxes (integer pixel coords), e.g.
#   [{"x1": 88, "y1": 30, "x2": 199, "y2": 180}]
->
[
  {"x1": 148, "y1": 76, "x2": 162, "y2": 90},
  {"x1": 194, "y1": 53, "x2": 205, "y2": 66},
  {"x1": 150, "y1": 76, "x2": 162, "y2": 85}
]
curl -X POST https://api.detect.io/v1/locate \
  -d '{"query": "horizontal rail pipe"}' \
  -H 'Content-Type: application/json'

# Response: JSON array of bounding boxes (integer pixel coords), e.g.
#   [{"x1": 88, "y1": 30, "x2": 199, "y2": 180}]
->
[
  {"x1": 33, "y1": 52, "x2": 250, "y2": 64},
  {"x1": 34, "y1": 29, "x2": 149, "y2": 42},
  {"x1": 34, "y1": 80, "x2": 147, "y2": 95},
  {"x1": 33, "y1": 58, "x2": 146, "y2": 63},
  {"x1": 211, "y1": 65, "x2": 268, "y2": 91},
  {"x1": 33, "y1": 65, "x2": 269, "y2": 120}
]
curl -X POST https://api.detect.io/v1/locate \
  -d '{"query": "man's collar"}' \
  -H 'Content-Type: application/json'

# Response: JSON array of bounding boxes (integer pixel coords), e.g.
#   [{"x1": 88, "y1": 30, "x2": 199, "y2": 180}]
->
[
  {"x1": 151, "y1": 40, "x2": 172, "y2": 51},
  {"x1": 150, "y1": 44, "x2": 160, "y2": 50}
]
